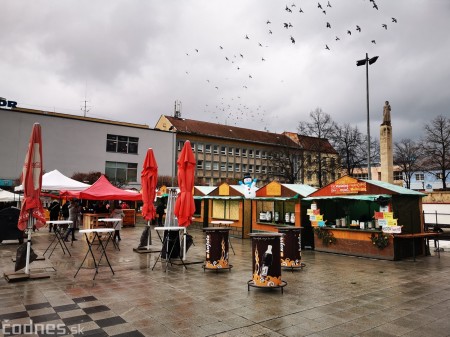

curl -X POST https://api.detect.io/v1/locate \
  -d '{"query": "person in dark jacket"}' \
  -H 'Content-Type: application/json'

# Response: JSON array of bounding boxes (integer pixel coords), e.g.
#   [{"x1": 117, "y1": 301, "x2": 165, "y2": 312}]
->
[{"x1": 48, "y1": 200, "x2": 60, "y2": 232}]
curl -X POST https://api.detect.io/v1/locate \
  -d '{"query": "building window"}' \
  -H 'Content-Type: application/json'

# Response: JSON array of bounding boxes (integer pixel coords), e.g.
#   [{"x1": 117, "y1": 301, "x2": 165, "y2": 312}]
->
[
  {"x1": 197, "y1": 144, "x2": 204, "y2": 153},
  {"x1": 415, "y1": 173, "x2": 424, "y2": 181},
  {"x1": 228, "y1": 164, "x2": 233, "y2": 172},
  {"x1": 221, "y1": 146, "x2": 226, "y2": 155},
  {"x1": 177, "y1": 140, "x2": 185, "y2": 150},
  {"x1": 262, "y1": 166, "x2": 267, "y2": 174},
  {"x1": 191, "y1": 142, "x2": 196, "y2": 151},
  {"x1": 228, "y1": 147, "x2": 234, "y2": 155},
  {"x1": 249, "y1": 149, "x2": 254, "y2": 158},
  {"x1": 213, "y1": 162, "x2": 219, "y2": 170},
  {"x1": 437, "y1": 172, "x2": 444, "y2": 180},
  {"x1": 235, "y1": 163, "x2": 240, "y2": 172},
  {"x1": 105, "y1": 161, "x2": 138, "y2": 183},
  {"x1": 213, "y1": 145, "x2": 219, "y2": 154},
  {"x1": 256, "y1": 165, "x2": 261, "y2": 173},
  {"x1": 106, "y1": 135, "x2": 139, "y2": 154},
  {"x1": 255, "y1": 150, "x2": 261, "y2": 158},
  {"x1": 242, "y1": 149, "x2": 247, "y2": 157},
  {"x1": 197, "y1": 160, "x2": 203, "y2": 169},
  {"x1": 394, "y1": 171, "x2": 403, "y2": 180},
  {"x1": 221, "y1": 163, "x2": 226, "y2": 171},
  {"x1": 262, "y1": 151, "x2": 267, "y2": 159},
  {"x1": 235, "y1": 148, "x2": 240, "y2": 156},
  {"x1": 205, "y1": 161, "x2": 211, "y2": 170},
  {"x1": 242, "y1": 164, "x2": 247, "y2": 172},
  {"x1": 249, "y1": 165, "x2": 254, "y2": 173},
  {"x1": 205, "y1": 144, "x2": 211, "y2": 153}
]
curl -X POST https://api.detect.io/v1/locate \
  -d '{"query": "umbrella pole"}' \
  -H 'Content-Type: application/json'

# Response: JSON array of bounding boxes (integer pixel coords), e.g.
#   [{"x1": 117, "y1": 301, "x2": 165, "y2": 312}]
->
[
  {"x1": 24, "y1": 213, "x2": 33, "y2": 275},
  {"x1": 147, "y1": 220, "x2": 152, "y2": 246}
]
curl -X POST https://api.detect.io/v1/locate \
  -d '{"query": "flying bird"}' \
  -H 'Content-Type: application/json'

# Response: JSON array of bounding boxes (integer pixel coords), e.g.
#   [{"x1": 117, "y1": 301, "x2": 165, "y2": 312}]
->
[
  {"x1": 259, "y1": 42, "x2": 263, "y2": 47},
  {"x1": 284, "y1": 23, "x2": 289, "y2": 28},
  {"x1": 269, "y1": 30, "x2": 273, "y2": 34},
  {"x1": 325, "y1": 45, "x2": 330, "y2": 50},
  {"x1": 382, "y1": 24, "x2": 387, "y2": 29},
  {"x1": 245, "y1": 35, "x2": 249, "y2": 39},
  {"x1": 267, "y1": 20, "x2": 271, "y2": 24},
  {"x1": 219, "y1": 46, "x2": 223, "y2": 49},
  {"x1": 290, "y1": 36, "x2": 295, "y2": 44},
  {"x1": 262, "y1": 57, "x2": 266, "y2": 61},
  {"x1": 322, "y1": 10, "x2": 326, "y2": 14},
  {"x1": 240, "y1": 54, "x2": 244, "y2": 58},
  {"x1": 299, "y1": 8, "x2": 304, "y2": 13},
  {"x1": 225, "y1": 57, "x2": 229, "y2": 61},
  {"x1": 392, "y1": 17, "x2": 397, "y2": 23},
  {"x1": 335, "y1": 36, "x2": 340, "y2": 41},
  {"x1": 326, "y1": 22, "x2": 331, "y2": 28},
  {"x1": 371, "y1": 40, "x2": 376, "y2": 44},
  {"x1": 291, "y1": 3, "x2": 296, "y2": 7},
  {"x1": 373, "y1": 3, "x2": 378, "y2": 10},
  {"x1": 195, "y1": 49, "x2": 198, "y2": 52},
  {"x1": 249, "y1": 75, "x2": 252, "y2": 78},
  {"x1": 347, "y1": 30, "x2": 352, "y2": 35},
  {"x1": 318, "y1": 2, "x2": 322, "y2": 9},
  {"x1": 327, "y1": 1, "x2": 332, "y2": 7},
  {"x1": 285, "y1": 5, "x2": 292, "y2": 12},
  {"x1": 356, "y1": 25, "x2": 361, "y2": 32}
]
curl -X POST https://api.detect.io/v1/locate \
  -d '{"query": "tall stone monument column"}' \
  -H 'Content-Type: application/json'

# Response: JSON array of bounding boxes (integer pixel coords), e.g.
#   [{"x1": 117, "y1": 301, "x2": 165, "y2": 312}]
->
[{"x1": 380, "y1": 101, "x2": 393, "y2": 183}]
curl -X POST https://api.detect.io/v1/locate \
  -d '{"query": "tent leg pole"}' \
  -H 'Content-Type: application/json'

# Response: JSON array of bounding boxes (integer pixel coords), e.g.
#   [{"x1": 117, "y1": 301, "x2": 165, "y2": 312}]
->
[
  {"x1": 147, "y1": 220, "x2": 152, "y2": 246},
  {"x1": 25, "y1": 216, "x2": 33, "y2": 275}
]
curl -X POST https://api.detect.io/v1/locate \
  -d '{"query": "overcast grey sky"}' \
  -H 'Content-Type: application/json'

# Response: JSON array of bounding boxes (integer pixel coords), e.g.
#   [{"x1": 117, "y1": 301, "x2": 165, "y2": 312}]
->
[{"x1": 1, "y1": 1, "x2": 449, "y2": 142}]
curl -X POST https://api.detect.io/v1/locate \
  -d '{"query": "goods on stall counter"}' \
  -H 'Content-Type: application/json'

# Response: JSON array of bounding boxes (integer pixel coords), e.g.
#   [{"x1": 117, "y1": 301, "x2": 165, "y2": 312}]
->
[
  {"x1": 374, "y1": 210, "x2": 400, "y2": 232},
  {"x1": 307, "y1": 207, "x2": 325, "y2": 227}
]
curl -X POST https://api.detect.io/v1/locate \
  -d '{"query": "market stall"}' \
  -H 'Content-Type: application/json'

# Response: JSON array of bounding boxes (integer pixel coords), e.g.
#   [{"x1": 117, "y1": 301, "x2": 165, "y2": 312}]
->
[
  {"x1": 304, "y1": 176, "x2": 427, "y2": 260},
  {"x1": 252, "y1": 181, "x2": 316, "y2": 248},
  {"x1": 193, "y1": 186, "x2": 215, "y2": 227},
  {"x1": 204, "y1": 183, "x2": 250, "y2": 238}
]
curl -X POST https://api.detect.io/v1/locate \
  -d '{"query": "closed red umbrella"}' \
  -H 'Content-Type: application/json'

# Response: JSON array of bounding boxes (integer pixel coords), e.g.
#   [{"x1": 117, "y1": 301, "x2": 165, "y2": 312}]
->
[
  {"x1": 141, "y1": 148, "x2": 158, "y2": 221},
  {"x1": 17, "y1": 123, "x2": 46, "y2": 273},
  {"x1": 174, "y1": 140, "x2": 196, "y2": 227}
]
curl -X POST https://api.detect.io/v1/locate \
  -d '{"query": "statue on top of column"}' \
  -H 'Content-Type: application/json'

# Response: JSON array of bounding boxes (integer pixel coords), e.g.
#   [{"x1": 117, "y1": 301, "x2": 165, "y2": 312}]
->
[{"x1": 382, "y1": 101, "x2": 391, "y2": 126}]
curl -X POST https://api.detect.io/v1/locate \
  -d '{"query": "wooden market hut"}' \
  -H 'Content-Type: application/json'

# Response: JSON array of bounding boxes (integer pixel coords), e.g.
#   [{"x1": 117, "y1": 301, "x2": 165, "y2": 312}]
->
[
  {"x1": 304, "y1": 176, "x2": 428, "y2": 260},
  {"x1": 204, "y1": 183, "x2": 251, "y2": 238},
  {"x1": 193, "y1": 186, "x2": 216, "y2": 227},
  {"x1": 252, "y1": 181, "x2": 317, "y2": 248}
]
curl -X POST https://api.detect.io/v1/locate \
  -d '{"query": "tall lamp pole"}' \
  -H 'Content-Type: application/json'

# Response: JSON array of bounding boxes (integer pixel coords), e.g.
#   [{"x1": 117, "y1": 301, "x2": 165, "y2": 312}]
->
[{"x1": 356, "y1": 53, "x2": 378, "y2": 180}]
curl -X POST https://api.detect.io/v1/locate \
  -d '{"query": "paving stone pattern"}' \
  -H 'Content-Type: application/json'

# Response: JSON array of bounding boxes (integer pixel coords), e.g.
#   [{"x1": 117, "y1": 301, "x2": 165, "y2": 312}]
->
[{"x1": 1, "y1": 225, "x2": 450, "y2": 336}]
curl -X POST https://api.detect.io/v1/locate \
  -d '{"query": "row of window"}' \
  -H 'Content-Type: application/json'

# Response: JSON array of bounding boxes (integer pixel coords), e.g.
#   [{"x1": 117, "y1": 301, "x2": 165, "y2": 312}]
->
[
  {"x1": 106, "y1": 134, "x2": 139, "y2": 154},
  {"x1": 196, "y1": 161, "x2": 268, "y2": 174},
  {"x1": 179, "y1": 141, "x2": 268, "y2": 159},
  {"x1": 105, "y1": 161, "x2": 138, "y2": 182}
]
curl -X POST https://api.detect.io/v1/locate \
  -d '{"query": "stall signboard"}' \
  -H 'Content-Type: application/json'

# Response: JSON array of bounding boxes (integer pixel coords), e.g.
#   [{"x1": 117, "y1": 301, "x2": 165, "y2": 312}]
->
[
  {"x1": 330, "y1": 182, "x2": 367, "y2": 194},
  {"x1": 382, "y1": 226, "x2": 402, "y2": 233}
]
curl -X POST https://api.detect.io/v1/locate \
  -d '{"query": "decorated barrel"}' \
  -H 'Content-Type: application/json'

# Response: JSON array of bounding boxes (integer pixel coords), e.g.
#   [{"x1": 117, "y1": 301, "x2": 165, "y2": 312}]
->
[
  {"x1": 203, "y1": 227, "x2": 232, "y2": 270},
  {"x1": 277, "y1": 226, "x2": 303, "y2": 269},
  {"x1": 248, "y1": 233, "x2": 286, "y2": 292}
]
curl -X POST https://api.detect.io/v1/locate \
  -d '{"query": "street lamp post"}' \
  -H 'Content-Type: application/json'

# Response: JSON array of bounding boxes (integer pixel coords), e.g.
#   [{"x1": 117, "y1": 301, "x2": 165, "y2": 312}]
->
[{"x1": 356, "y1": 53, "x2": 378, "y2": 180}]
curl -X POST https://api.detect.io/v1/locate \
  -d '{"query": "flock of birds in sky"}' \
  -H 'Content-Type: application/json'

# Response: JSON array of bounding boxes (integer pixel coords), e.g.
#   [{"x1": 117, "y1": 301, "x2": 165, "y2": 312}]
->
[{"x1": 182, "y1": 0, "x2": 397, "y2": 129}]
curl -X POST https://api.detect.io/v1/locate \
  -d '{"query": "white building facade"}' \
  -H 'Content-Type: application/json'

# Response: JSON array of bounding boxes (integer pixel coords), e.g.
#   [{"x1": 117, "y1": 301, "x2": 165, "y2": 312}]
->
[{"x1": 0, "y1": 107, "x2": 173, "y2": 189}]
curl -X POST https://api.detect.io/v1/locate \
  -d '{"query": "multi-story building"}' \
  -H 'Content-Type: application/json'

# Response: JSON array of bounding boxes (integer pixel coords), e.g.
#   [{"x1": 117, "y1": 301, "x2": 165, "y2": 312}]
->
[
  {"x1": 0, "y1": 106, "x2": 173, "y2": 189},
  {"x1": 155, "y1": 115, "x2": 339, "y2": 187}
]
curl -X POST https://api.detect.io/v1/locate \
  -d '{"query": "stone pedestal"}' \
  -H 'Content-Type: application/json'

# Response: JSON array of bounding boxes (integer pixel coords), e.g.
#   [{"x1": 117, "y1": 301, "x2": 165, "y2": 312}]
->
[{"x1": 380, "y1": 124, "x2": 393, "y2": 184}]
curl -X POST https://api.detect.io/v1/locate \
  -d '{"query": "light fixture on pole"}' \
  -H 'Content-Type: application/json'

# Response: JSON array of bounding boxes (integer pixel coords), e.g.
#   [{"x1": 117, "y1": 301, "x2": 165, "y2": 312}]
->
[{"x1": 356, "y1": 53, "x2": 378, "y2": 180}]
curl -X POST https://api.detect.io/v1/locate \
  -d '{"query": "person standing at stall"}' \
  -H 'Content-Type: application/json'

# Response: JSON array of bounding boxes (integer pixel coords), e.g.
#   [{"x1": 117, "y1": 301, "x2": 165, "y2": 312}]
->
[
  {"x1": 110, "y1": 201, "x2": 124, "y2": 242},
  {"x1": 48, "y1": 200, "x2": 60, "y2": 232},
  {"x1": 64, "y1": 199, "x2": 79, "y2": 242}
]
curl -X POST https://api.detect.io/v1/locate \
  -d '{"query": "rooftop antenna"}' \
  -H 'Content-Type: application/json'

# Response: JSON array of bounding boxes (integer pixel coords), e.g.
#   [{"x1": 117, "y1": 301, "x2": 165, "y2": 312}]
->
[
  {"x1": 81, "y1": 83, "x2": 91, "y2": 117},
  {"x1": 174, "y1": 100, "x2": 182, "y2": 118}
]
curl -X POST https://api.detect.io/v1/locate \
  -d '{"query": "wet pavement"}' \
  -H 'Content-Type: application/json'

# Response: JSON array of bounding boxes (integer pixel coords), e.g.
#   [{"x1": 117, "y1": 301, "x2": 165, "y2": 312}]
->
[{"x1": 1, "y1": 224, "x2": 450, "y2": 337}]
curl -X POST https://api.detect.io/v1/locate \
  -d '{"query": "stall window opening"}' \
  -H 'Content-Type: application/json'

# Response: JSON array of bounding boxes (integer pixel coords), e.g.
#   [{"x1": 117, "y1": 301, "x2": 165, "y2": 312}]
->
[
  {"x1": 105, "y1": 161, "x2": 138, "y2": 183},
  {"x1": 212, "y1": 199, "x2": 239, "y2": 220},
  {"x1": 106, "y1": 134, "x2": 139, "y2": 154}
]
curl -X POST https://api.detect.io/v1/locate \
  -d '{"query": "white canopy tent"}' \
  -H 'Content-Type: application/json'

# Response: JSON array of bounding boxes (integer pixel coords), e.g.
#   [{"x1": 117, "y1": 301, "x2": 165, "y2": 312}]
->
[
  {"x1": 0, "y1": 188, "x2": 22, "y2": 202},
  {"x1": 14, "y1": 169, "x2": 91, "y2": 192}
]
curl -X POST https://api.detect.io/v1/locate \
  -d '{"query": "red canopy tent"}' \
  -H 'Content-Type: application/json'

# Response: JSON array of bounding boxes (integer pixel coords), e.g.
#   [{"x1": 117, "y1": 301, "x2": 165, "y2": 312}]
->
[{"x1": 61, "y1": 175, "x2": 142, "y2": 201}]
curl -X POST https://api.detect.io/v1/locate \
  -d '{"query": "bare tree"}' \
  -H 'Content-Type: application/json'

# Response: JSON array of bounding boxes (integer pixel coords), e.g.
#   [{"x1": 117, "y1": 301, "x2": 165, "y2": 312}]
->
[
  {"x1": 267, "y1": 142, "x2": 304, "y2": 183},
  {"x1": 421, "y1": 115, "x2": 450, "y2": 190},
  {"x1": 331, "y1": 123, "x2": 366, "y2": 176},
  {"x1": 298, "y1": 108, "x2": 336, "y2": 187},
  {"x1": 71, "y1": 171, "x2": 102, "y2": 185},
  {"x1": 394, "y1": 139, "x2": 423, "y2": 189}
]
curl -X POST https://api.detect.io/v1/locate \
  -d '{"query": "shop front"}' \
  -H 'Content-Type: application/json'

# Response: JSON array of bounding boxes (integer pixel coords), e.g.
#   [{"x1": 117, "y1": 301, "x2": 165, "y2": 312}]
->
[
  {"x1": 252, "y1": 182, "x2": 316, "y2": 248},
  {"x1": 304, "y1": 176, "x2": 427, "y2": 260},
  {"x1": 193, "y1": 186, "x2": 215, "y2": 227}
]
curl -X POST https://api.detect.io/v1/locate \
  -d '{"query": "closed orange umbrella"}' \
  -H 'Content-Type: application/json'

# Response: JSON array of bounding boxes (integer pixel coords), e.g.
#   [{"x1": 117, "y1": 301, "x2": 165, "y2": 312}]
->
[
  {"x1": 174, "y1": 140, "x2": 196, "y2": 227},
  {"x1": 141, "y1": 148, "x2": 158, "y2": 221},
  {"x1": 17, "y1": 123, "x2": 46, "y2": 274}
]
